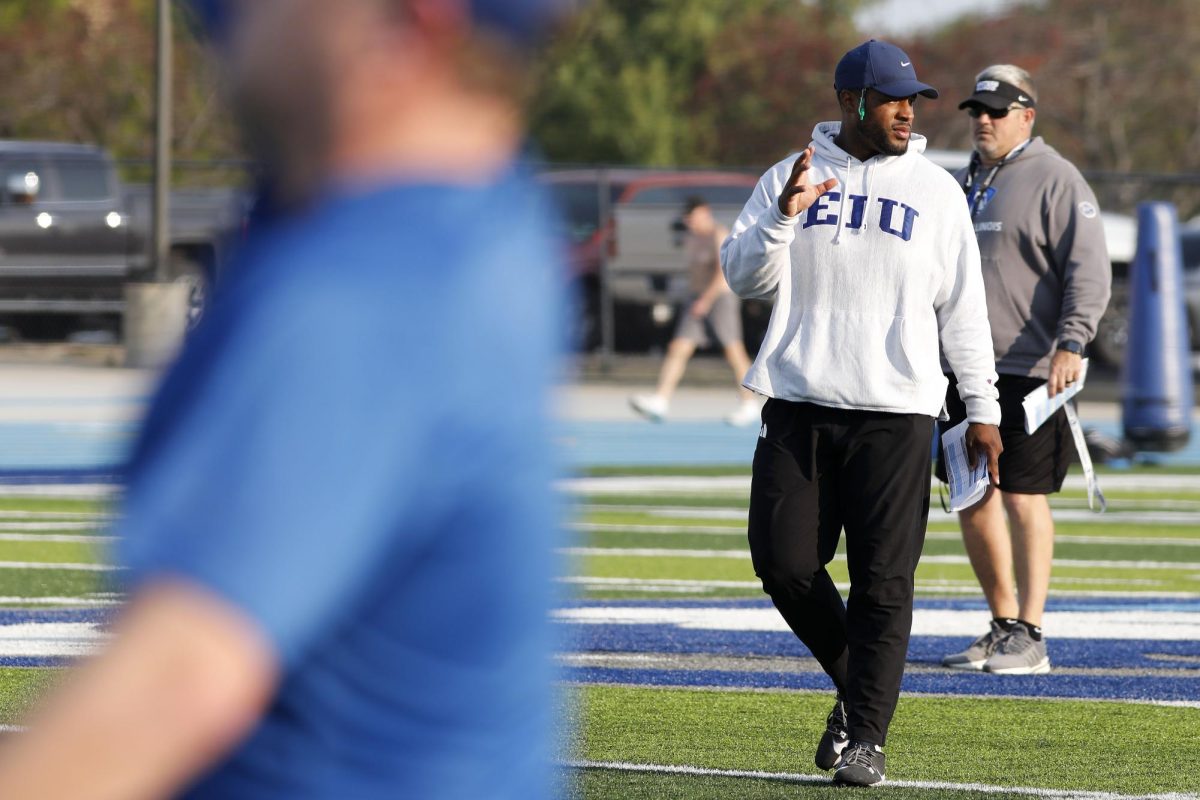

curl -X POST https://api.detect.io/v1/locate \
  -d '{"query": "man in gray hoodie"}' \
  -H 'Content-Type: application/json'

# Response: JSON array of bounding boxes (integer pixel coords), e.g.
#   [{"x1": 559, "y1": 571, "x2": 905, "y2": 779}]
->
[
  {"x1": 938, "y1": 65, "x2": 1111, "y2": 676},
  {"x1": 723, "y1": 40, "x2": 1003, "y2": 787}
]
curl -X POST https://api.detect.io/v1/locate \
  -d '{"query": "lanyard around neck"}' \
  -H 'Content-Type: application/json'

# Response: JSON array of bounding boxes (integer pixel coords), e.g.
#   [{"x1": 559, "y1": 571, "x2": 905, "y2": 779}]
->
[{"x1": 963, "y1": 139, "x2": 1031, "y2": 218}]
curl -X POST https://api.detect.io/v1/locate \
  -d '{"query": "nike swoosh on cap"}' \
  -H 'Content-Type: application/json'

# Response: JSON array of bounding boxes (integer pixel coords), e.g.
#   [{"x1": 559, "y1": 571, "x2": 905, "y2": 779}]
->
[
  {"x1": 1018, "y1": 94, "x2": 1030, "y2": 101},
  {"x1": 900, "y1": 60, "x2": 911, "y2": 66}
]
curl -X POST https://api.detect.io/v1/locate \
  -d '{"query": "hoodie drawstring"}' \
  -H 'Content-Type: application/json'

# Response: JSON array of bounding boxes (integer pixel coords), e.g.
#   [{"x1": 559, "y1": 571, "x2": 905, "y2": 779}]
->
[
  {"x1": 860, "y1": 159, "x2": 876, "y2": 238},
  {"x1": 831, "y1": 155, "x2": 851, "y2": 245},
  {"x1": 832, "y1": 155, "x2": 876, "y2": 245}
]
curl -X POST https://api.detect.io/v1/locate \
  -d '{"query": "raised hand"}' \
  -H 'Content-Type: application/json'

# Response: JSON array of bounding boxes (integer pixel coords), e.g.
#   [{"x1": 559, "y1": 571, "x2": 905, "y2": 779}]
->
[{"x1": 777, "y1": 146, "x2": 839, "y2": 218}]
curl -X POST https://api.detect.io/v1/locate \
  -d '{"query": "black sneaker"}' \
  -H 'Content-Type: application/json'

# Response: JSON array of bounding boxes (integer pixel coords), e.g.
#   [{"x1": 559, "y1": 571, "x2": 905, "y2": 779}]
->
[
  {"x1": 833, "y1": 741, "x2": 886, "y2": 786},
  {"x1": 814, "y1": 694, "x2": 849, "y2": 770}
]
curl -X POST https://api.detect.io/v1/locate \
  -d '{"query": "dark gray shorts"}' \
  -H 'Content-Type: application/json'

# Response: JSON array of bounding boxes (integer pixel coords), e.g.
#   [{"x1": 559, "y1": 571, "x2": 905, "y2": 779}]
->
[
  {"x1": 935, "y1": 373, "x2": 1075, "y2": 494},
  {"x1": 674, "y1": 292, "x2": 742, "y2": 348}
]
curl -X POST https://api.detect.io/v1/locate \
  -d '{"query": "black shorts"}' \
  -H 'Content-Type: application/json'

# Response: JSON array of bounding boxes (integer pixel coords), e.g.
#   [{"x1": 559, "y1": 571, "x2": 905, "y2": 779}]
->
[{"x1": 934, "y1": 373, "x2": 1076, "y2": 495}]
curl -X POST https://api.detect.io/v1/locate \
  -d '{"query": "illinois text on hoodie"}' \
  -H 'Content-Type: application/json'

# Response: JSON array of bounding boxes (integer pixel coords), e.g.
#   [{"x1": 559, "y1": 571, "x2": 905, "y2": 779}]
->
[{"x1": 722, "y1": 122, "x2": 1002, "y2": 425}]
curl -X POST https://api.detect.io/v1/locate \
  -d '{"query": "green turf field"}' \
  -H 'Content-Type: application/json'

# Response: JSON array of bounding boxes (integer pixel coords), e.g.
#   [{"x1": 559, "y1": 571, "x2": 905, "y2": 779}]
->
[
  {"x1": 560, "y1": 465, "x2": 1200, "y2": 798},
  {"x1": 565, "y1": 468, "x2": 1200, "y2": 602},
  {"x1": 1, "y1": 472, "x2": 1198, "y2": 798},
  {"x1": 569, "y1": 685, "x2": 1200, "y2": 797},
  {"x1": 0, "y1": 494, "x2": 115, "y2": 604}
]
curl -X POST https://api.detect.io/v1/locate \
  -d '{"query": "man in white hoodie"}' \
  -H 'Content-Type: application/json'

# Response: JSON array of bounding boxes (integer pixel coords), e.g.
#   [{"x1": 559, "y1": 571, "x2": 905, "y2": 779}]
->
[{"x1": 722, "y1": 39, "x2": 1003, "y2": 787}]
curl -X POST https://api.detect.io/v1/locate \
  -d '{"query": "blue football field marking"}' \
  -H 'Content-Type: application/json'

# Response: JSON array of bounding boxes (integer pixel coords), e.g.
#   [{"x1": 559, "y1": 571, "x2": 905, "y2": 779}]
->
[
  {"x1": 566, "y1": 665, "x2": 1200, "y2": 704},
  {"x1": 560, "y1": 597, "x2": 1200, "y2": 703},
  {"x1": 0, "y1": 608, "x2": 113, "y2": 625},
  {"x1": 563, "y1": 624, "x2": 1200, "y2": 671}
]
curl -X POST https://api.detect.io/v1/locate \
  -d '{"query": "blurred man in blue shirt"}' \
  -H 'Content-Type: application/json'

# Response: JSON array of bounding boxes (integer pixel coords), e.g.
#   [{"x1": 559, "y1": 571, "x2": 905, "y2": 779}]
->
[{"x1": 0, "y1": 1, "x2": 570, "y2": 797}]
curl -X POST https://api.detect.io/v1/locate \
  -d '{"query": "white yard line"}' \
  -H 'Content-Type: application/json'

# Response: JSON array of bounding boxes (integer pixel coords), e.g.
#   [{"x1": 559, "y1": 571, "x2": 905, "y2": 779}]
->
[
  {"x1": 561, "y1": 546, "x2": 1200, "y2": 572},
  {"x1": 0, "y1": 533, "x2": 116, "y2": 544},
  {"x1": 0, "y1": 596, "x2": 121, "y2": 606},
  {"x1": 572, "y1": 522, "x2": 744, "y2": 535},
  {"x1": 0, "y1": 485, "x2": 118, "y2": 499},
  {"x1": 561, "y1": 546, "x2": 749, "y2": 559},
  {"x1": 576, "y1": 521, "x2": 1200, "y2": 547},
  {"x1": 566, "y1": 759, "x2": 1200, "y2": 799},
  {"x1": 605, "y1": 504, "x2": 1200, "y2": 527},
  {"x1": 556, "y1": 576, "x2": 1200, "y2": 599},
  {"x1": 556, "y1": 604, "x2": 1200, "y2": 640},
  {"x1": 560, "y1": 576, "x2": 762, "y2": 590},
  {"x1": 560, "y1": 474, "x2": 1200, "y2": 495},
  {"x1": 930, "y1": 508, "x2": 1200, "y2": 526},
  {"x1": 0, "y1": 522, "x2": 104, "y2": 532},
  {"x1": 0, "y1": 561, "x2": 119, "y2": 572},
  {"x1": 0, "y1": 511, "x2": 108, "y2": 521},
  {"x1": 0, "y1": 622, "x2": 108, "y2": 658}
]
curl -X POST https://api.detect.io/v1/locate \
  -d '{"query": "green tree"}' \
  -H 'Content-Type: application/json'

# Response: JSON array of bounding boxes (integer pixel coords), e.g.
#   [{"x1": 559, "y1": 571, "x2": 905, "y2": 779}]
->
[
  {"x1": 0, "y1": 0, "x2": 240, "y2": 174},
  {"x1": 529, "y1": 0, "x2": 875, "y2": 166},
  {"x1": 691, "y1": 4, "x2": 866, "y2": 167}
]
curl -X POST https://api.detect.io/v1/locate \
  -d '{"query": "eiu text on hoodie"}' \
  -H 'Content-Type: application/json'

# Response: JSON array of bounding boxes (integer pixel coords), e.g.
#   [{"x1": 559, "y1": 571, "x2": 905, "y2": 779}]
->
[{"x1": 721, "y1": 122, "x2": 1002, "y2": 425}]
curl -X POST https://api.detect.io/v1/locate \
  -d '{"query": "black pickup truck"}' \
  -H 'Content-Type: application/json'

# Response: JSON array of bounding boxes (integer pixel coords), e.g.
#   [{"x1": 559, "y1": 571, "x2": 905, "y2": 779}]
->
[{"x1": 0, "y1": 139, "x2": 247, "y2": 332}]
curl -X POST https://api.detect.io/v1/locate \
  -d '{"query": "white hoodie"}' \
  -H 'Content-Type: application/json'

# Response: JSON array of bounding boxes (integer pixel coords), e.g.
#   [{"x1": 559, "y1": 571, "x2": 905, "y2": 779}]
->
[{"x1": 722, "y1": 122, "x2": 1001, "y2": 424}]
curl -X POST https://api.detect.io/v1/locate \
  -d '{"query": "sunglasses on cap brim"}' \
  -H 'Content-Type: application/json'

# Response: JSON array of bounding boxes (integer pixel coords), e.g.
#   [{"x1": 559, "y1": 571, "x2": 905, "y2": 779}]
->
[{"x1": 965, "y1": 104, "x2": 1027, "y2": 119}]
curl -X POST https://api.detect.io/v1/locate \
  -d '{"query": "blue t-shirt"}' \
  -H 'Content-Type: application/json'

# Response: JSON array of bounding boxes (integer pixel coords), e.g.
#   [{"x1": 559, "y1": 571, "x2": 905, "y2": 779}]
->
[{"x1": 116, "y1": 166, "x2": 563, "y2": 799}]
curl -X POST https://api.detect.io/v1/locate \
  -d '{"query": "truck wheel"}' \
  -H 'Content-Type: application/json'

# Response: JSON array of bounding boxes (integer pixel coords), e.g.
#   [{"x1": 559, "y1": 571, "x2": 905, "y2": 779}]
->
[
  {"x1": 168, "y1": 252, "x2": 209, "y2": 330},
  {"x1": 567, "y1": 278, "x2": 600, "y2": 351}
]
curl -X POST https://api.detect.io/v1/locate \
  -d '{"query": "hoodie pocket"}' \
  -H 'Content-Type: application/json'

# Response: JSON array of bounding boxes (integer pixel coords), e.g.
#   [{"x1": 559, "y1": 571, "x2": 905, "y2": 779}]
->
[{"x1": 773, "y1": 308, "x2": 919, "y2": 407}]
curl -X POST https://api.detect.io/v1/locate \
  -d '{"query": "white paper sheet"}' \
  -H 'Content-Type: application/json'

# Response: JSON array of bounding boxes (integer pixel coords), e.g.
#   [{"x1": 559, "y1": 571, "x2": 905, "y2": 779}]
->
[
  {"x1": 1022, "y1": 358, "x2": 1089, "y2": 434},
  {"x1": 940, "y1": 419, "x2": 990, "y2": 512}
]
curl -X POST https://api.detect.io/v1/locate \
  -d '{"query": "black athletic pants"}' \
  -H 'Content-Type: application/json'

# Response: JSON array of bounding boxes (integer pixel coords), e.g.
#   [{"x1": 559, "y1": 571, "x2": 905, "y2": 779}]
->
[{"x1": 747, "y1": 399, "x2": 933, "y2": 746}]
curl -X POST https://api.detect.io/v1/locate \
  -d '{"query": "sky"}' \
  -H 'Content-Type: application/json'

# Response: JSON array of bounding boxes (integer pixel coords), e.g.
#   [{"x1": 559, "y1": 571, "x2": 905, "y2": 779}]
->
[{"x1": 855, "y1": 0, "x2": 1032, "y2": 36}]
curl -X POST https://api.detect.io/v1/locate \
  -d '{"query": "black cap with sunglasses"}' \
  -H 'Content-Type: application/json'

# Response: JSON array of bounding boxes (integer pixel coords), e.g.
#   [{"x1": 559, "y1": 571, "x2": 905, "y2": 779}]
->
[{"x1": 958, "y1": 78, "x2": 1036, "y2": 114}]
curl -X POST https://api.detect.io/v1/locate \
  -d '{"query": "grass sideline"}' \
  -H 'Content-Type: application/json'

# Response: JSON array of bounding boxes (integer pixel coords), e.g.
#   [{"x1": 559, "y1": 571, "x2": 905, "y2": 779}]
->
[
  {"x1": 563, "y1": 465, "x2": 1200, "y2": 797},
  {"x1": 568, "y1": 767, "x2": 1047, "y2": 800},
  {"x1": 0, "y1": 669, "x2": 61, "y2": 726},
  {"x1": 1, "y1": 469, "x2": 1199, "y2": 798},
  {"x1": 575, "y1": 684, "x2": 1200, "y2": 797}
]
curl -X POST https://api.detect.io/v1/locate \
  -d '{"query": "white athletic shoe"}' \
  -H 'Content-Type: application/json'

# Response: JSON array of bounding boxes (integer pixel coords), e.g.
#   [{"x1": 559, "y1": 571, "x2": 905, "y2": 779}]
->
[
  {"x1": 629, "y1": 394, "x2": 668, "y2": 423},
  {"x1": 725, "y1": 399, "x2": 761, "y2": 427}
]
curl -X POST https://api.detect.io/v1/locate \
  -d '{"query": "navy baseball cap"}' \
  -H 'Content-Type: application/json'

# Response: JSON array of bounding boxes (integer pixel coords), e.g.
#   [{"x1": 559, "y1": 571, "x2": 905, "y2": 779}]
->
[
  {"x1": 180, "y1": 0, "x2": 572, "y2": 48},
  {"x1": 834, "y1": 40, "x2": 939, "y2": 99}
]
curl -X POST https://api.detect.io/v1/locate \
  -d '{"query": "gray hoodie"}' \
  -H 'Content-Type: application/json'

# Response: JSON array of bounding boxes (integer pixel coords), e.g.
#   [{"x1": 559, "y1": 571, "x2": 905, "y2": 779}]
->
[{"x1": 951, "y1": 136, "x2": 1111, "y2": 378}]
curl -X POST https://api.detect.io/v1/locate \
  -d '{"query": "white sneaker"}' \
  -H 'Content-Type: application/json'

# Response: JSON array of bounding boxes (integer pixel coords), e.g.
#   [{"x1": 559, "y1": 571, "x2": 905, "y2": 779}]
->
[
  {"x1": 629, "y1": 394, "x2": 668, "y2": 422},
  {"x1": 725, "y1": 399, "x2": 760, "y2": 427}
]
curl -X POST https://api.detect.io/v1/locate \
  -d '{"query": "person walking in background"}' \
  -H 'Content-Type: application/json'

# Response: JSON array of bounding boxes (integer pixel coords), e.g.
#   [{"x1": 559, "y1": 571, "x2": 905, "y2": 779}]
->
[
  {"x1": 938, "y1": 65, "x2": 1111, "y2": 676},
  {"x1": 722, "y1": 40, "x2": 1003, "y2": 787},
  {"x1": 630, "y1": 195, "x2": 761, "y2": 427},
  {"x1": 0, "y1": 1, "x2": 570, "y2": 798}
]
